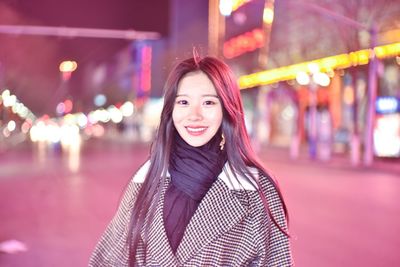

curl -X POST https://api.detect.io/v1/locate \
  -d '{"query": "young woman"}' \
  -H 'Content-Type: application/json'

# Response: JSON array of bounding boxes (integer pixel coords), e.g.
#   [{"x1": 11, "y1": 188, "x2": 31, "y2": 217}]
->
[{"x1": 89, "y1": 56, "x2": 293, "y2": 266}]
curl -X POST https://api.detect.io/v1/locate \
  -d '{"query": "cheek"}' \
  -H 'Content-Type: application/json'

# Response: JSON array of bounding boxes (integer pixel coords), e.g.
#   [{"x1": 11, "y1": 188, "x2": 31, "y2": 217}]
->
[
  {"x1": 206, "y1": 108, "x2": 223, "y2": 126},
  {"x1": 172, "y1": 108, "x2": 182, "y2": 126}
]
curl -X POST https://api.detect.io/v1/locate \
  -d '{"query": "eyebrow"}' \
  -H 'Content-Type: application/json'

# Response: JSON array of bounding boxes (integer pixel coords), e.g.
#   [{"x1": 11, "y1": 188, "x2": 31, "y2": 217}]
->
[{"x1": 176, "y1": 94, "x2": 219, "y2": 98}]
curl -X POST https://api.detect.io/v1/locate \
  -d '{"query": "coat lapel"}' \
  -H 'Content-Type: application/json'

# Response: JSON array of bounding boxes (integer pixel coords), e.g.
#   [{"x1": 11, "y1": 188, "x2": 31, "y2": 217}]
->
[
  {"x1": 175, "y1": 174, "x2": 249, "y2": 264},
  {"x1": 140, "y1": 178, "x2": 178, "y2": 266},
  {"x1": 140, "y1": 166, "x2": 252, "y2": 266}
]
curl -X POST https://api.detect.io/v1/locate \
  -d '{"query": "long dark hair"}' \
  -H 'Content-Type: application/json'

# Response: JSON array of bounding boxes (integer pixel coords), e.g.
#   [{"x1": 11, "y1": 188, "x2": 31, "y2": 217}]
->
[{"x1": 128, "y1": 56, "x2": 289, "y2": 265}]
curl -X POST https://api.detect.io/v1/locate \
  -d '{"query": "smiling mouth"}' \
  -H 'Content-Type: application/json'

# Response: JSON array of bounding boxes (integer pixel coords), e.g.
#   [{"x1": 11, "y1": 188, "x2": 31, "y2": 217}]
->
[{"x1": 185, "y1": 127, "x2": 207, "y2": 136}]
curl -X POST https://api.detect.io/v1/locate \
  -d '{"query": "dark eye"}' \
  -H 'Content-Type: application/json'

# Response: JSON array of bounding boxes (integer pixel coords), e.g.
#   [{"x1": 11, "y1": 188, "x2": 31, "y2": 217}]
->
[
  {"x1": 176, "y1": 99, "x2": 188, "y2": 105},
  {"x1": 204, "y1": 100, "x2": 216, "y2": 105}
]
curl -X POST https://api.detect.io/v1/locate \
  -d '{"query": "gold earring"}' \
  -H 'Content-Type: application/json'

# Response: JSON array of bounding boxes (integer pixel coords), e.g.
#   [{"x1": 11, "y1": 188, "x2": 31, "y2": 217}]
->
[{"x1": 219, "y1": 134, "x2": 225, "y2": 151}]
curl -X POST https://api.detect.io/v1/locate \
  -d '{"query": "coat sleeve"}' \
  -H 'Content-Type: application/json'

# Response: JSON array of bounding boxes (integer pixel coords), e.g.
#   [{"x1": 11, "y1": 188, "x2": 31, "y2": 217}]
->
[
  {"x1": 254, "y1": 172, "x2": 294, "y2": 267},
  {"x1": 88, "y1": 162, "x2": 149, "y2": 267}
]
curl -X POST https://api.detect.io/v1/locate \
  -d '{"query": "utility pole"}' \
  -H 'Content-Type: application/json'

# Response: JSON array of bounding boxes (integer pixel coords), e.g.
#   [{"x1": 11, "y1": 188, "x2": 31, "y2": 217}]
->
[{"x1": 363, "y1": 24, "x2": 378, "y2": 166}]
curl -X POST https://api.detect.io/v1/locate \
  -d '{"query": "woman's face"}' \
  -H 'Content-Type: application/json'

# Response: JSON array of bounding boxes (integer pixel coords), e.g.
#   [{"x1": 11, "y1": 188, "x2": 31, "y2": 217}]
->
[{"x1": 172, "y1": 71, "x2": 223, "y2": 147}]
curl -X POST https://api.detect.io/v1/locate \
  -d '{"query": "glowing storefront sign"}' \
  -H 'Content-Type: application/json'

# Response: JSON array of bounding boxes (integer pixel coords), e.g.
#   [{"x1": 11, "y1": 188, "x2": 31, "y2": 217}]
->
[
  {"x1": 239, "y1": 42, "x2": 400, "y2": 89},
  {"x1": 374, "y1": 114, "x2": 400, "y2": 157},
  {"x1": 376, "y1": 97, "x2": 400, "y2": 114},
  {"x1": 223, "y1": 28, "x2": 264, "y2": 59}
]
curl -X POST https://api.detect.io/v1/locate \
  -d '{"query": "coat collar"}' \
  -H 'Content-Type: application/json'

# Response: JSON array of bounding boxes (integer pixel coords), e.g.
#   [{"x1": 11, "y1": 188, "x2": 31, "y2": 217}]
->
[
  {"x1": 140, "y1": 163, "x2": 257, "y2": 265},
  {"x1": 175, "y1": 178, "x2": 249, "y2": 264},
  {"x1": 219, "y1": 163, "x2": 258, "y2": 191},
  {"x1": 134, "y1": 161, "x2": 258, "y2": 191}
]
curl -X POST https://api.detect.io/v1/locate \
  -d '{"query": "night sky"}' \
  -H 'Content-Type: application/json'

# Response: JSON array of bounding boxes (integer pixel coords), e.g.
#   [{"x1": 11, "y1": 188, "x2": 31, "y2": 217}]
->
[
  {"x1": 3, "y1": 0, "x2": 169, "y2": 61},
  {"x1": 0, "y1": 0, "x2": 170, "y2": 115}
]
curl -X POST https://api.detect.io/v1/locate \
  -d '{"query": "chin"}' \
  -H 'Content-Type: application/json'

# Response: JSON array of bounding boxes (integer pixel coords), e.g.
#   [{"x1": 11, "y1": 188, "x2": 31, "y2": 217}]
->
[
  {"x1": 187, "y1": 141, "x2": 204, "y2": 147},
  {"x1": 184, "y1": 138, "x2": 208, "y2": 147}
]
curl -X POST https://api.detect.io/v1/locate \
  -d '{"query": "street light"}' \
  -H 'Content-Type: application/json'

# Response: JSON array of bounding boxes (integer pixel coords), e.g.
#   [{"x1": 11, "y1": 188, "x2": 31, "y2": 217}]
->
[
  {"x1": 54, "y1": 61, "x2": 78, "y2": 115},
  {"x1": 59, "y1": 60, "x2": 78, "y2": 81}
]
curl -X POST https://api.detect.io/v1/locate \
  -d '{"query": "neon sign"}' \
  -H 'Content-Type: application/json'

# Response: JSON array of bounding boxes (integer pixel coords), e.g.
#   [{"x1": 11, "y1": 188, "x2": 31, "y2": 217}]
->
[
  {"x1": 376, "y1": 97, "x2": 400, "y2": 114},
  {"x1": 223, "y1": 28, "x2": 264, "y2": 59}
]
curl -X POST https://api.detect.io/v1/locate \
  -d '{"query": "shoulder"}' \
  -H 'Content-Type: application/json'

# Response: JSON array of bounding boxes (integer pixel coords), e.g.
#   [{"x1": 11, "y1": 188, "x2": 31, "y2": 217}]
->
[
  {"x1": 219, "y1": 163, "x2": 260, "y2": 191},
  {"x1": 132, "y1": 160, "x2": 151, "y2": 183},
  {"x1": 219, "y1": 164, "x2": 283, "y2": 207},
  {"x1": 258, "y1": 170, "x2": 282, "y2": 199}
]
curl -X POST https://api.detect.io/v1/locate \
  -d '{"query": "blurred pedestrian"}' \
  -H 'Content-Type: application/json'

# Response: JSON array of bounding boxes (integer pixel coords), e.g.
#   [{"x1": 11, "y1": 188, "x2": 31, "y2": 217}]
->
[{"x1": 89, "y1": 55, "x2": 292, "y2": 266}]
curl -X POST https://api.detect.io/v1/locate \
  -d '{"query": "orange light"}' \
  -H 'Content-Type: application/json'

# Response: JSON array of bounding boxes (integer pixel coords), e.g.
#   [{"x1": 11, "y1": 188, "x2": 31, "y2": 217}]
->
[
  {"x1": 223, "y1": 28, "x2": 264, "y2": 59},
  {"x1": 263, "y1": 7, "x2": 274, "y2": 25},
  {"x1": 232, "y1": 0, "x2": 252, "y2": 12},
  {"x1": 64, "y1": 99, "x2": 73, "y2": 113},
  {"x1": 59, "y1": 61, "x2": 78, "y2": 73}
]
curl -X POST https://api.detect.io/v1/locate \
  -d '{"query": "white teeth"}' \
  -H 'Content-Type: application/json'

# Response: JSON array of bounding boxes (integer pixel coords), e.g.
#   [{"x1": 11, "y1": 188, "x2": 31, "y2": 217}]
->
[{"x1": 187, "y1": 127, "x2": 206, "y2": 132}]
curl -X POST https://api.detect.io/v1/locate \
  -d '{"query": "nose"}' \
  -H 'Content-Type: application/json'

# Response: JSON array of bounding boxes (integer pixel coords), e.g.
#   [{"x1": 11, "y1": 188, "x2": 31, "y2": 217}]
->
[{"x1": 188, "y1": 103, "x2": 203, "y2": 121}]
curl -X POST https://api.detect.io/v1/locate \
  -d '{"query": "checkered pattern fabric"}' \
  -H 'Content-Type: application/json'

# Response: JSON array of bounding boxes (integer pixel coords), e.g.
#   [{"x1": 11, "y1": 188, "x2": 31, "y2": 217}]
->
[{"x1": 88, "y1": 163, "x2": 293, "y2": 266}]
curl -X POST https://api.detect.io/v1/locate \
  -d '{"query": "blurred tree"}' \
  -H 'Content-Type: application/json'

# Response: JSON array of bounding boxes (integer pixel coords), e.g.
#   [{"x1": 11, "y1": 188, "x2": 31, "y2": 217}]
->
[
  {"x1": 268, "y1": 0, "x2": 400, "y2": 67},
  {"x1": 267, "y1": 0, "x2": 400, "y2": 165}
]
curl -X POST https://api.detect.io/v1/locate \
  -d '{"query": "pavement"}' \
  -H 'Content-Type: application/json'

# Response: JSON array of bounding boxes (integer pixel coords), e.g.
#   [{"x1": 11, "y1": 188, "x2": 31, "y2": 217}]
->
[
  {"x1": 262, "y1": 143, "x2": 400, "y2": 177},
  {"x1": 0, "y1": 139, "x2": 399, "y2": 267}
]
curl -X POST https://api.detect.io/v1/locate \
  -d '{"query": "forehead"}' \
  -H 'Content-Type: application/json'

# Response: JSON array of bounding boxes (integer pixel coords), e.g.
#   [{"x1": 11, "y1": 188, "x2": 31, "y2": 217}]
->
[{"x1": 177, "y1": 71, "x2": 217, "y2": 95}]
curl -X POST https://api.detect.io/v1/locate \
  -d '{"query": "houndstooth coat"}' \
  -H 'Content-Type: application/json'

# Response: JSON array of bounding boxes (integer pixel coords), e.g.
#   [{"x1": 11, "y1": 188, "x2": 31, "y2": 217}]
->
[{"x1": 89, "y1": 161, "x2": 293, "y2": 266}]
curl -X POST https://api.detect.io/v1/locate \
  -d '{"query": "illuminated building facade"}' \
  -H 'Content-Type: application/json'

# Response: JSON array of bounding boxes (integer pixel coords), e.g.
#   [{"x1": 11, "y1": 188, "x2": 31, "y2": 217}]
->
[{"x1": 215, "y1": 0, "x2": 400, "y2": 160}]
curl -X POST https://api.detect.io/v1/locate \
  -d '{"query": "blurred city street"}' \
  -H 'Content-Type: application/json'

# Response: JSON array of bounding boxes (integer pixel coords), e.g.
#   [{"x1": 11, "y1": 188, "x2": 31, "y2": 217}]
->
[
  {"x1": 0, "y1": 1, "x2": 399, "y2": 266},
  {"x1": 0, "y1": 139, "x2": 399, "y2": 267}
]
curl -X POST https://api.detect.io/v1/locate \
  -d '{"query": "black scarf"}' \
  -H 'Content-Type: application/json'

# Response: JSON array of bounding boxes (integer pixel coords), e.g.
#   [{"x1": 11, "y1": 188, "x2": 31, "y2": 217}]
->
[{"x1": 163, "y1": 132, "x2": 227, "y2": 253}]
